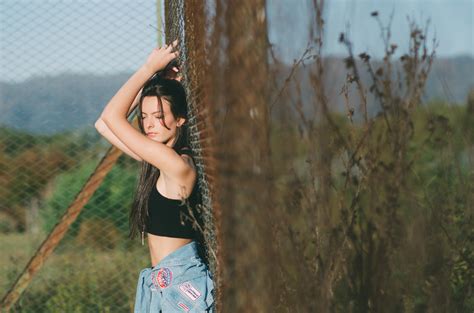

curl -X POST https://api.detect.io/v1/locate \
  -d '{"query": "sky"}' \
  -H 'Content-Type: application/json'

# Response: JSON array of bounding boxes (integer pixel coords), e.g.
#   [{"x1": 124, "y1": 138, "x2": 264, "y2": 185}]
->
[
  {"x1": 268, "y1": 0, "x2": 473, "y2": 62},
  {"x1": 0, "y1": 0, "x2": 472, "y2": 82}
]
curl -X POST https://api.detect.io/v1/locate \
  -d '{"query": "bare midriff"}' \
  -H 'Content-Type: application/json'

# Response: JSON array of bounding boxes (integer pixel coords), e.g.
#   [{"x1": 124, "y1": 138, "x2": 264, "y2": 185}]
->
[{"x1": 147, "y1": 233, "x2": 193, "y2": 267}]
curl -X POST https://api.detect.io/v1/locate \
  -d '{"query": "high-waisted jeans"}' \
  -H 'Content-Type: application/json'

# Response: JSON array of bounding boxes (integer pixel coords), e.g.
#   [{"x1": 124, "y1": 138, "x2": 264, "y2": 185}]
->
[{"x1": 134, "y1": 240, "x2": 215, "y2": 313}]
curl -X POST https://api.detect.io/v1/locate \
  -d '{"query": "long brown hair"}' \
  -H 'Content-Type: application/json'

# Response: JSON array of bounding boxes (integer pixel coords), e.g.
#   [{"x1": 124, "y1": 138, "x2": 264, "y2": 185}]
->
[{"x1": 128, "y1": 69, "x2": 190, "y2": 240}]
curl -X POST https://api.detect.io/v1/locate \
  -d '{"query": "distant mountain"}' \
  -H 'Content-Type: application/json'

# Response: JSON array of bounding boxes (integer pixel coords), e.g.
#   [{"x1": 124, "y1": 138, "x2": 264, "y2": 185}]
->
[
  {"x1": 0, "y1": 56, "x2": 472, "y2": 134},
  {"x1": 271, "y1": 55, "x2": 474, "y2": 120},
  {"x1": 0, "y1": 72, "x2": 132, "y2": 135},
  {"x1": 425, "y1": 55, "x2": 474, "y2": 103}
]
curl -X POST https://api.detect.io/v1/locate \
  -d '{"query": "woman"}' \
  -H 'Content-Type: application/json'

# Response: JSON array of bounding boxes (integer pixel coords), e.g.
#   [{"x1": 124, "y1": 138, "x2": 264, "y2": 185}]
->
[{"x1": 95, "y1": 40, "x2": 215, "y2": 312}]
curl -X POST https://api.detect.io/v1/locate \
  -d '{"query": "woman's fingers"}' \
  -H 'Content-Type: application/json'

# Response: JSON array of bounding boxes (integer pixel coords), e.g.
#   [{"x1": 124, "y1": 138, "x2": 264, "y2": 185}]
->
[
  {"x1": 156, "y1": 39, "x2": 178, "y2": 54},
  {"x1": 154, "y1": 40, "x2": 178, "y2": 50},
  {"x1": 165, "y1": 40, "x2": 177, "y2": 51},
  {"x1": 146, "y1": 40, "x2": 179, "y2": 72},
  {"x1": 167, "y1": 50, "x2": 179, "y2": 63}
]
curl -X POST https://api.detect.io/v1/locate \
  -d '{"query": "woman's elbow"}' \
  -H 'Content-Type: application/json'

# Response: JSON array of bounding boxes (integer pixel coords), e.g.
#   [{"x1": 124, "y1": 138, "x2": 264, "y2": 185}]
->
[{"x1": 94, "y1": 119, "x2": 104, "y2": 133}]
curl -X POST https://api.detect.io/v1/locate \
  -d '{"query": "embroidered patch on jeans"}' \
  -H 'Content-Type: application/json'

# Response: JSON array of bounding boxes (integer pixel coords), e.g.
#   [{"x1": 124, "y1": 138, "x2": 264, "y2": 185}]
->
[
  {"x1": 153, "y1": 267, "x2": 173, "y2": 289},
  {"x1": 179, "y1": 282, "x2": 201, "y2": 301},
  {"x1": 178, "y1": 302, "x2": 190, "y2": 312}
]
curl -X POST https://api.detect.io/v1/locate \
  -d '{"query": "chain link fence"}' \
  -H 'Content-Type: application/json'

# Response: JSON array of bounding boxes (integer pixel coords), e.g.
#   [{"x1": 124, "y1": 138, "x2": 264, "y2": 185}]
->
[{"x1": 0, "y1": 1, "x2": 171, "y2": 311}]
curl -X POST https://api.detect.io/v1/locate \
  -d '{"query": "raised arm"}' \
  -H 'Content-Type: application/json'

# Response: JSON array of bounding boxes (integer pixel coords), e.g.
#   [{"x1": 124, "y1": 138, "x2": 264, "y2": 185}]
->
[
  {"x1": 97, "y1": 41, "x2": 194, "y2": 181},
  {"x1": 95, "y1": 119, "x2": 142, "y2": 161},
  {"x1": 94, "y1": 89, "x2": 143, "y2": 161}
]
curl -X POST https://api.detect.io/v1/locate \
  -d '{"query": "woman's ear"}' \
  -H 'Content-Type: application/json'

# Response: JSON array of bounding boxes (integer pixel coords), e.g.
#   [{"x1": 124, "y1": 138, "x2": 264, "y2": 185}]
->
[{"x1": 177, "y1": 117, "x2": 186, "y2": 127}]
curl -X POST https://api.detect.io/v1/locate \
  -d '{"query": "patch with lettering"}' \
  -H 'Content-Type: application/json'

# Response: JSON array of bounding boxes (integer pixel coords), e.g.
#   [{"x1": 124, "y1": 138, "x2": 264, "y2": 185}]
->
[
  {"x1": 178, "y1": 302, "x2": 190, "y2": 312},
  {"x1": 153, "y1": 267, "x2": 172, "y2": 289},
  {"x1": 179, "y1": 282, "x2": 201, "y2": 301}
]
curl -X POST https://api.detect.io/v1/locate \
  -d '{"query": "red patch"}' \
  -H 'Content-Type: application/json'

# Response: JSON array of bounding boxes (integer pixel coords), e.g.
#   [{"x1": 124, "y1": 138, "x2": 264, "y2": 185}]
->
[{"x1": 152, "y1": 267, "x2": 173, "y2": 289}]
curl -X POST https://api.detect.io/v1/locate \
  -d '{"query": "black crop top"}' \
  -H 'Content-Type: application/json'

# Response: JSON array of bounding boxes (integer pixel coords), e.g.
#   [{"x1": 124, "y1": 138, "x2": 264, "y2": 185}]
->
[{"x1": 145, "y1": 147, "x2": 199, "y2": 239}]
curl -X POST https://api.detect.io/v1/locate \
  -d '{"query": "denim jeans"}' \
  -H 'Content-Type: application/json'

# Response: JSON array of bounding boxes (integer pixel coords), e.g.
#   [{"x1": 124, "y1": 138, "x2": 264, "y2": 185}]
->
[{"x1": 134, "y1": 240, "x2": 215, "y2": 313}]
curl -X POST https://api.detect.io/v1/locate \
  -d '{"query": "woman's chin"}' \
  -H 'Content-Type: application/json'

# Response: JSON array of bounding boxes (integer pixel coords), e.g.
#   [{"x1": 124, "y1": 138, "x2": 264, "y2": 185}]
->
[{"x1": 147, "y1": 136, "x2": 161, "y2": 142}]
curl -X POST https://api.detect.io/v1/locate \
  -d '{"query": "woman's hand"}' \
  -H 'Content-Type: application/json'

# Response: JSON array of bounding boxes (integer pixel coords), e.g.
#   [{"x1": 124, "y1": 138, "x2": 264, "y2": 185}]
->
[{"x1": 144, "y1": 39, "x2": 179, "y2": 73}]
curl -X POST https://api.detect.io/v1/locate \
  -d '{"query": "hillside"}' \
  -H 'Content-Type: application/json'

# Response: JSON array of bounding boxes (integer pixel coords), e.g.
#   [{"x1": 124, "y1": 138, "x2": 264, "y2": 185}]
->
[{"x1": 0, "y1": 56, "x2": 472, "y2": 134}]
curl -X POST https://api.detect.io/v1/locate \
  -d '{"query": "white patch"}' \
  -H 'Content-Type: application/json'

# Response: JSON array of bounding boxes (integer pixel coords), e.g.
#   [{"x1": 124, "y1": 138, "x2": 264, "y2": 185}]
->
[{"x1": 179, "y1": 282, "x2": 201, "y2": 301}]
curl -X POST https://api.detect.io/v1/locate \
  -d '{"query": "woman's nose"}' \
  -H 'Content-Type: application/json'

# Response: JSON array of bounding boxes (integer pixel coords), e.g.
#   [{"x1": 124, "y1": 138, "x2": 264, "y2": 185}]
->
[{"x1": 145, "y1": 118, "x2": 154, "y2": 128}]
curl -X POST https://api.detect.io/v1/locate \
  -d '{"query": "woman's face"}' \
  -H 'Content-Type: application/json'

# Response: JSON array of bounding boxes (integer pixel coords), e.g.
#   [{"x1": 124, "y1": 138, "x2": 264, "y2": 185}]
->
[{"x1": 140, "y1": 96, "x2": 185, "y2": 147}]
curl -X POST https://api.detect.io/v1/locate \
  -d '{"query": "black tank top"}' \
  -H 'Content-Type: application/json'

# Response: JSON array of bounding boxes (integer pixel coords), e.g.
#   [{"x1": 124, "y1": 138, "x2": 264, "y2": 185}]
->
[{"x1": 145, "y1": 147, "x2": 199, "y2": 239}]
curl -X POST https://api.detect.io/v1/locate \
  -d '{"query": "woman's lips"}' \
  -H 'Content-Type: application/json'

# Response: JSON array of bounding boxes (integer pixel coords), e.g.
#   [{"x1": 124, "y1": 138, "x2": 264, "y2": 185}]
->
[{"x1": 147, "y1": 132, "x2": 157, "y2": 137}]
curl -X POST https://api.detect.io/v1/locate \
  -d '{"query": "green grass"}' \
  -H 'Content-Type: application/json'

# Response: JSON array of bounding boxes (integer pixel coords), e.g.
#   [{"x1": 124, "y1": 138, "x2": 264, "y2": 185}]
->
[{"x1": 1, "y1": 231, "x2": 150, "y2": 313}]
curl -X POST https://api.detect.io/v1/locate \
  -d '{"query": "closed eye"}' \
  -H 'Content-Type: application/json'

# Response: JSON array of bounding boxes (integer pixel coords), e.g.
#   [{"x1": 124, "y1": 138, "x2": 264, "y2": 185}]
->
[{"x1": 140, "y1": 115, "x2": 163, "y2": 119}]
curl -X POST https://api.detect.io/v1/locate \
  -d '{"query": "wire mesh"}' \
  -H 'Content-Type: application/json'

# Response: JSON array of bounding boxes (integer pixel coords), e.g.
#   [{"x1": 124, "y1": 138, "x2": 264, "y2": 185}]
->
[
  {"x1": 166, "y1": 1, "x2": 279, "y2": 311},
  {"x1": 162, "y1": 0, "x2": 221, "y2": 310},
  {"x1": 0, "y1": 1, "x2": 164, "y2": 312}
]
